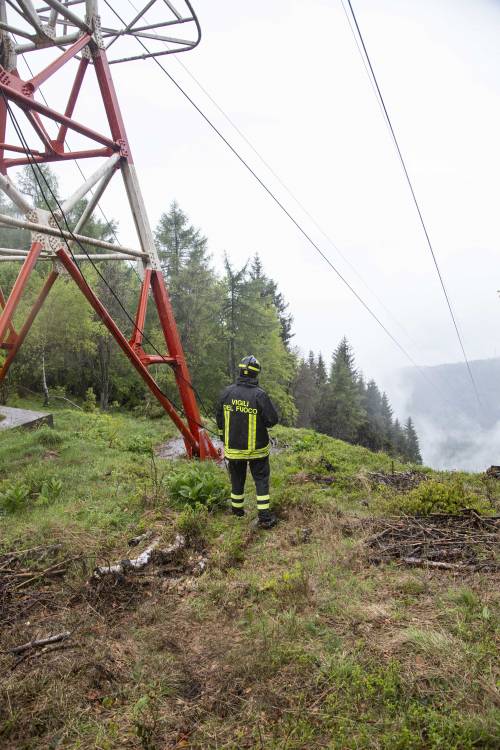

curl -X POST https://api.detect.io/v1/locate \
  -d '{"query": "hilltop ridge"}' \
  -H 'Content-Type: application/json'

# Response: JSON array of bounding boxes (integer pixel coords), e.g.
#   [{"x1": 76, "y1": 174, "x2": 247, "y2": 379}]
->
[{"x1": 0, "y1": 403, "x2": 499, "y2": 748}]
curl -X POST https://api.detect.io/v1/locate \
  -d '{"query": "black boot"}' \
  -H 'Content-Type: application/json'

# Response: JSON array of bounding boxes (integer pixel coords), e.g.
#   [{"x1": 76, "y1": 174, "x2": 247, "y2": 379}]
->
[
  {"x1": 232, "y1": 506, "x2": 245, "y2": 518},
  {"x1": 258, "y1": 510, "x2": 277, "y2": 529}
]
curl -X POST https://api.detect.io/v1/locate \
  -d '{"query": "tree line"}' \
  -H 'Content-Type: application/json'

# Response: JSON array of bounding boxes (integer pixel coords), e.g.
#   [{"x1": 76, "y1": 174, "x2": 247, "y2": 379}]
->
[
  {"x1": 293, "y1": 339, "x2": 422, "y2": 463},
  {"x1": 0, "y1": 167, "x2": 421, "y2": 463}
]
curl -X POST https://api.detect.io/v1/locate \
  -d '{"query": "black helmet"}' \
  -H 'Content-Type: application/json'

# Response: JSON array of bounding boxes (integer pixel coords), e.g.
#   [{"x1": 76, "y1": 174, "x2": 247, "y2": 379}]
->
[{"x1": 238, "y1": 355, "x2": 261, "y2": 378}]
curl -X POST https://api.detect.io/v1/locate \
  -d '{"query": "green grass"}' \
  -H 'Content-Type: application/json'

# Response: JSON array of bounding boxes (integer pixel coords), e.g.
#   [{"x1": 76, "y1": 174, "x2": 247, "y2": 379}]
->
[{"x1": 0, "y1": 403, "x2": 498, "y2": 749}]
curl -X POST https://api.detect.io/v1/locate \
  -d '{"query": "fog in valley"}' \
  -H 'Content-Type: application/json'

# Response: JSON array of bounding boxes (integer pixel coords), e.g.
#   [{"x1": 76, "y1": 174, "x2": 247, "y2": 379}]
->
[{"x1": 395, "y1": 359, "x2": 500, "y2": 471}]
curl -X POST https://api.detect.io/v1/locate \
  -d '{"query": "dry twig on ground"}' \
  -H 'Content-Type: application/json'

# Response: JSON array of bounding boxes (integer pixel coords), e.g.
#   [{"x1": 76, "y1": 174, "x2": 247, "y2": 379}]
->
[{"x1": 366, "y1": 511, "x2": 499, "y2": 570}]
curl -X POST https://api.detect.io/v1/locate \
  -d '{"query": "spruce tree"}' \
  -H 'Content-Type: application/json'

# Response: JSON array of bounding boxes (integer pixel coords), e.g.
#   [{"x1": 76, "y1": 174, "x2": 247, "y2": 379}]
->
[
  {"x1": 293, "y1": 358, "x2": 317, "y2": 428},
  {"x1": 316, "y1": 353, "x2": 327, "y2": 386},
  {"x1": 391, "y1": 419, "x2": 407, "y2": 459},
  {"x1": 380, "y1": 392, "x2": 394, "y2": 452},
  {"x1": 314, "y1": 337, "x2": 365, "y2": 442},
  {"x1": 404, "y1": 417, "x2": 423, "y2": 464},
  {"x1": 249, "y1": 254, "x2": 294, "y2": 349}
]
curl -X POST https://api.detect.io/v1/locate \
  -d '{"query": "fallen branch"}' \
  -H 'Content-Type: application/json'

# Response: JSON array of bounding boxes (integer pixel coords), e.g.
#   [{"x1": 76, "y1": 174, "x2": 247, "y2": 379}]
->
[
  {"x1": 9, "y1": 630, "x2": 71, "y2": 655},
  {"x1": 400, "y1": 557, "x2": 464, "y2": 570},
  {"x1": 91, "y1": 534, "x2": 186, "y2": 581},
  {"x1": 12, "y1": 643, "x2": 76, "y2": 671},
  {"x1": 128, "y1": 530, "x2": 156, "y2": 547}
]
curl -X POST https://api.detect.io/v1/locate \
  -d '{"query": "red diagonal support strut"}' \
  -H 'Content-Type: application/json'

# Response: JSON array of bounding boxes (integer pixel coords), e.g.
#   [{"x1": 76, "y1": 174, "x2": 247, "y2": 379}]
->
[
  {"x1": 56, "y1": 248, "x2": 200, "y2": 455},
  {"x1": 0, "y1": 242, "x2": 43, "y2": 343},
  {"x1": 0, "y1": 270, "x2": 58, "y2": 379}
]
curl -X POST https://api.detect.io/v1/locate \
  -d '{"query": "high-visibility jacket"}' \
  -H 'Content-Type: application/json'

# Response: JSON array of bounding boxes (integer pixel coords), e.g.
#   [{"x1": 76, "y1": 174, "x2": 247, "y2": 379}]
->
[{"x1": 216, "y1": 377, "x2": 279, "y2": 459}]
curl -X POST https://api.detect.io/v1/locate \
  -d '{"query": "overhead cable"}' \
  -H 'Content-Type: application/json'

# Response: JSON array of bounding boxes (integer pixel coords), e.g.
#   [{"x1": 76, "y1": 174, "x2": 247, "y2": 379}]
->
[
  {"x1": 101, "y1": 0, "x2": 461, "y2": 406},
  {"x1": 344, "y1": 0, "x2": 481, "y2": 407}
]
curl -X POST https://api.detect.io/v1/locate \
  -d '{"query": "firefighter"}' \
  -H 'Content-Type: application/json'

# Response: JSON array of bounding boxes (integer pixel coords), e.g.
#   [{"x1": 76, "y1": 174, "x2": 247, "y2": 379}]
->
[{"x1": 216, "y1": 355, "x2": 279, "y2": 528}]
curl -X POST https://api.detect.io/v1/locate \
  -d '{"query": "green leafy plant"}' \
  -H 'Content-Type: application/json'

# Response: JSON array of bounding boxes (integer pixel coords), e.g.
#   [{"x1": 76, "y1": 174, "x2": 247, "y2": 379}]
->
[
  {"x1": 396, "y1": 478, "x2": 493, "y2": 516},
  {"x1": 36, "y1": 477, "x2": 63, "y2": 507},
  {"x1": 164, "y1": 462, "x2": 229, "y2": 510},
  {"x1": 176, "y1": 503, "x2": 209, "y2": 547},
  {"x1": 83, "y1": 387, "x2": 97, "y2": 412},
  {"x1": 127, "y1": 435, "x2": 154, "y2": 455},
  {"x1": 34, "y1": 426, "x2": 64, "y2": 447},
  {"x1": 0, "y1": 481, "x2": 30, "y2": 513}
]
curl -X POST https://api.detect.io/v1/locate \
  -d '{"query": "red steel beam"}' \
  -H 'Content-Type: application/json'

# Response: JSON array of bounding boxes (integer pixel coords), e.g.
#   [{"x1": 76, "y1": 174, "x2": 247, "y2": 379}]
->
[
  {"x1": 55, "y1": 248, "x2": 199, "y2": 454},
  {"x1": 55, "y1": 57, "x2": 89, "y2": 149},
  {"x1": 130, "y1": 268, "x2": 151, "y2": 350},
  {"x1": 5, "y1": 147, "x2": 113, "y2": 167},
  {"x1": 0, "y1": 241, "x2": 42, "y2": 343},
  {"x1": 150, "y1": 269, "x2": 218, "y2": 458},
  {"x1": 93, "y1": 51, "x2": 131, "y2": 157},
  {"x1": 28, "y1": 34, "x2": 92, "y2": 92},
  {"x1": 0, "y1": 284, "x2": 17, "y2": 345},
  {"x1": 0, "y1": 270, "x2": 58, "y2": 379},
  {"x1": 0, "y1": 73, "x2": 118, "y2": 151},
  {"x1": 139, "y1": 354, "x2": 176, "y2": 366}
]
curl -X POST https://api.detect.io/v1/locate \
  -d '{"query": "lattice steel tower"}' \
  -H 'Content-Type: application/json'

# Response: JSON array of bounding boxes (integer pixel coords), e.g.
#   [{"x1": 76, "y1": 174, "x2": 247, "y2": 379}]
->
[{"x1": 0, "y1": 0, "x2": 218, "y2": 458}]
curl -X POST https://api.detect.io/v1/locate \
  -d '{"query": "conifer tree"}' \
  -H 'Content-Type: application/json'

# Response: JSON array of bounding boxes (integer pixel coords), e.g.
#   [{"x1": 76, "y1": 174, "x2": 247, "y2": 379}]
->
[
  {"x1": 314, "y1": 338, "x2": 365, "y2": 442},
  {"x1": 316, "y1": 353, "x2": 327, "y2": 386},
  {"x1": 249, "y1": 254, "x2": 294, "y2": 349},
  {"x1": 391, "y1": 419, "x2": 407, "y2": 459},
  {"x1": 404, "y1": 417, "x2": 423, "y2": 464},
  {"x1": 293, "y1": 358, "x2": 317, "y2": 428}
]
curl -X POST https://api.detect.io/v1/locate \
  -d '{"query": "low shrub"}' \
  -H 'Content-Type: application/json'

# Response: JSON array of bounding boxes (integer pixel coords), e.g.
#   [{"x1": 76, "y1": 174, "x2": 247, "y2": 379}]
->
[
  {"x1": 164, "y1": 462, "x2": 229, "y2": 510},
  {"x1": 33, "y1": 426, "x2": 64, "y2": 447},
  {"x1": 0, "y1": 481, "x2": 30, "y2": 513},
  {"x1": 176, "y1": 503, "x2": 209, "y2": 547},
  {"x1": 83, "y1": 387, "x2": 97, "y2": 412},
  {"x1": 0, "y1": 474, "x2": 63, "y2": 513},
  {"x1": 400, "y1": 478, "x2": 493, "y2": 515},
  {"x1": 127, "y1": 435, "x2": 154, "y2": 455}
]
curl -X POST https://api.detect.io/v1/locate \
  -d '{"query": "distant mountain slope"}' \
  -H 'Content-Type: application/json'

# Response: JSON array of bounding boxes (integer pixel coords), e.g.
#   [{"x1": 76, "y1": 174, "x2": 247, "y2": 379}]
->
[{"x1": 402, "y1": 358, "x2": 500, "y2": 470}]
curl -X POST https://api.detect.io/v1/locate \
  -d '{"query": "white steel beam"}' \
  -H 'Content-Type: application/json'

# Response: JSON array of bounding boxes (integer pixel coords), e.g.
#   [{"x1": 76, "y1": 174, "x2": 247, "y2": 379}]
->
[
  {"x1": 42, "y1": 0, "x2": 90, "y2": 32},
  {"x1": 60, "y1": 153, "x2": 120, "y2": 215},
  {"x1": 0, "y1": 212, "x2": 145, "y2": 257},
  {"x1": 0, "y1": 173, "x2": 33, "y2": 214}
]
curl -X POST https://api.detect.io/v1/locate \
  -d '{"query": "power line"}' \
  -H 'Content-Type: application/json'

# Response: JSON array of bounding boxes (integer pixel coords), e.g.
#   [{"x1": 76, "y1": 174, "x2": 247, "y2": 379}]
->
[
  {"x1": 102, "y1": 0, "x2": 460, "y2": 407},
  {"x1": 344, "y1": 0, "x2": 481, "y2": 407},
  {"x1": 122, "y1": 0, "x2": 427, "y2": 359}
]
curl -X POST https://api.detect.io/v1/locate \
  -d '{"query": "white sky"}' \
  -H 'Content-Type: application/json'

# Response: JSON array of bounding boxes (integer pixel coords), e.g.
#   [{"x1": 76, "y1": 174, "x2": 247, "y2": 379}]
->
[{"x1": 6, "y1": 0, "x2": 500, "y2": 399}]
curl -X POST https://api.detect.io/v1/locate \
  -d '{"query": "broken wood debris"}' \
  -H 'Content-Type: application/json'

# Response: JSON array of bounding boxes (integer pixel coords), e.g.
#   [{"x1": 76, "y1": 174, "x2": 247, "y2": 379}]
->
[
  {"x1": 289, "y1": 471, "x2": 335, "y2": 486},
  {"x1": 91, "y1": 534, "x2": 186, "y2": 581},
  {"x1": 367, "y1": 470, "x2": 429, "y2": 491},
  {"x1": 485, "y1": 465, "x2": 500, "y2": 479},
  {"x1": 9, "y1": 630, "x2": 71, "y2": 655},
  {"x1": 366, "y1": 511, "x2": 499, "y2": 570},
  {"x1": 127, "y1": 529, "x2": 156, "y2": 547}
]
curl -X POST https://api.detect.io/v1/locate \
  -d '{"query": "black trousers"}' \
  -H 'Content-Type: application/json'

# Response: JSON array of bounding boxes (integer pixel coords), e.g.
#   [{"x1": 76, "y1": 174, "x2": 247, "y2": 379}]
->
[{"x1": 228, "y1": 456, "x2": 270, "y2": 511}]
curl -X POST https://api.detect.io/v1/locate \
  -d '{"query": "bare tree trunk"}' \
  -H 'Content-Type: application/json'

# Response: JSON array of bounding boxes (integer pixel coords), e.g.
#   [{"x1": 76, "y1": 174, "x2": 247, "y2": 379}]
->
[
  {"x1": 41, "y1": 348, "x2": 49, "y2": 406},
  {"x1": 98, "y1": 335, "x2": 111, "y2": 410}
]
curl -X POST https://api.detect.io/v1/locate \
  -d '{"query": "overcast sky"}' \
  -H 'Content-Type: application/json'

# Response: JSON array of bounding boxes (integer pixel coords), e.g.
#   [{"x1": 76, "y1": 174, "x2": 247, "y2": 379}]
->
[{"x1": 9, "y1": 0, "x2": 500, "y2": 401}]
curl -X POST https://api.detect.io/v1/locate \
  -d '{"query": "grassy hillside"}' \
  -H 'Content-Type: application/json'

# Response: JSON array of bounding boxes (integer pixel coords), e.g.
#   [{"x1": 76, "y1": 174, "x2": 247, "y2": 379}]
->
[{"x1": 1, "y1": 403, "x2": 499, "y2": 749}]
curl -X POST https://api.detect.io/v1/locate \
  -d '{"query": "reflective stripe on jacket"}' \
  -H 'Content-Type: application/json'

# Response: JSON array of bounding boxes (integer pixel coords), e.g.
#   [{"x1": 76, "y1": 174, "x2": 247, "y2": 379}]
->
[{"x1": 216, "y1": 377, "x2": 279, "y2": 459}]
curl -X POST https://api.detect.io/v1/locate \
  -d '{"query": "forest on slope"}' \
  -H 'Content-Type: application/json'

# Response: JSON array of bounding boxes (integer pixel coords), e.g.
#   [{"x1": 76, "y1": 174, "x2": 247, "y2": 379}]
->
[{"x1": 1, "y1": 167, "x2": 421, "y2": 463}]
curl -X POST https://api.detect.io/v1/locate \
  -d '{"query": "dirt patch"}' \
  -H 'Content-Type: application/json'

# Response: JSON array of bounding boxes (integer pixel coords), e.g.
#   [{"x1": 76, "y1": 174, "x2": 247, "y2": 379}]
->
[
  {"x1": 289, "y1": 471, "x2": 335, "y2": 486},
  {"x1": 367, "y1": 470, "x2": 429, "y2": 491}
]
